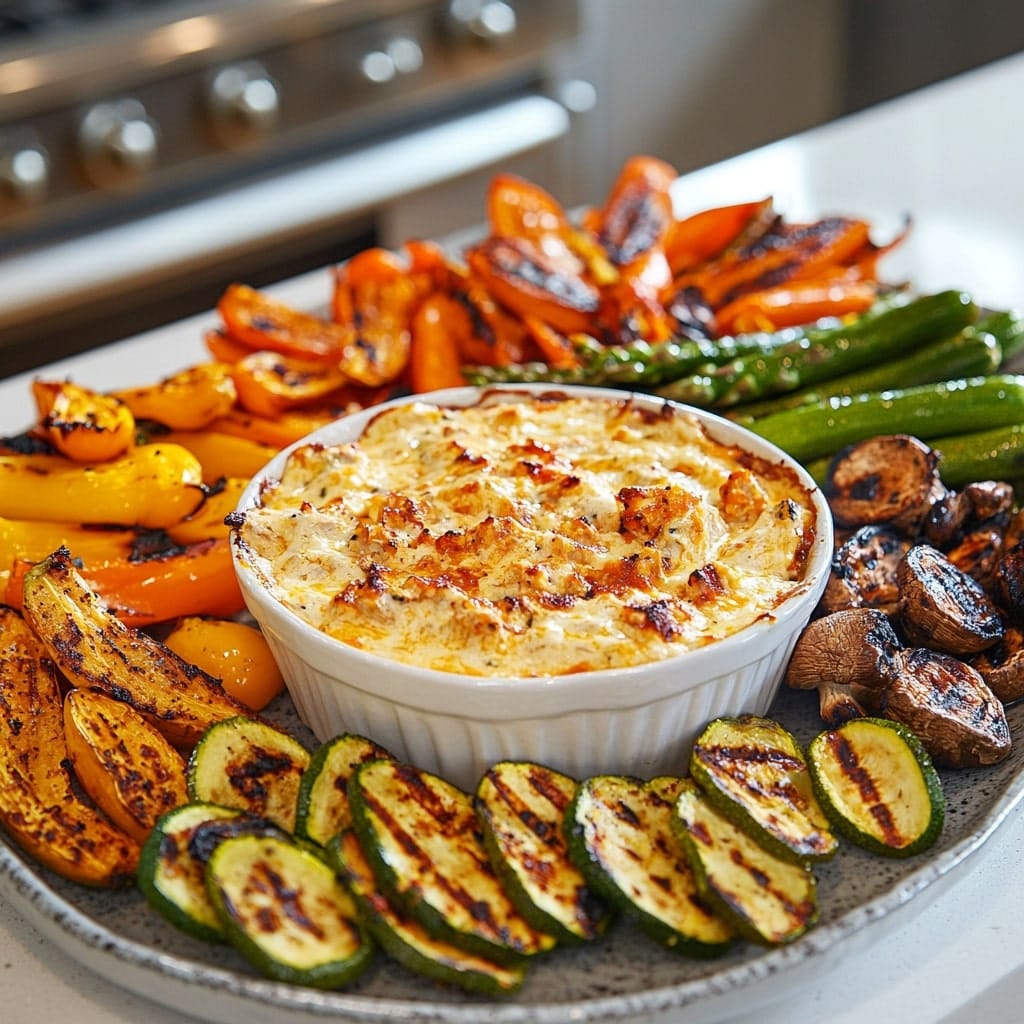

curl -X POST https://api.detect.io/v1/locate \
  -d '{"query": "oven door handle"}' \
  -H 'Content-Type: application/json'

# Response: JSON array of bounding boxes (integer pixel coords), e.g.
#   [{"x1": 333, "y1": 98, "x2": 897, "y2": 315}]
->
[{"x1": 0, "y1": 94, "x2": 570, "y2": 327}]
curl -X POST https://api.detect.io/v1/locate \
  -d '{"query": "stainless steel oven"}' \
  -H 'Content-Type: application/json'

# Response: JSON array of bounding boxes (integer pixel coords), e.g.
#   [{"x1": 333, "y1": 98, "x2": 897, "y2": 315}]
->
[{"x1": 0, "y1": 0, "x2": 583, "y2": 376}]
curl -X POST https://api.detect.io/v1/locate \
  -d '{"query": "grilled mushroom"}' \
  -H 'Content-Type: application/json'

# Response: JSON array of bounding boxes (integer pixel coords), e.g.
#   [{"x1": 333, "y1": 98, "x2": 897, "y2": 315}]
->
[
  {"x1": 785, "y1": 608, "x2": 901, "y2": 724},
  {"x1": 819, "y1": 524, "x2": 909, "y2": 616},
  {"x1": 961, "y1": 480, "x2": 1015, "y2": 524},
  {"x1": 920, "y1": 487, "x2": 971, "y2": 549},
  {"x1": 824, "y1": 434, "x2": 942, "y2": 535},
  {"x1": 945, "y1": 525, "x2": 1004, "y2": 590},
  {"x1": 898, "y1": 544, "x2": 1004, "y2": 655},
  {"x1": 971, "y1": 626, "x2": 1024, "y2": 704},
  {"x1": 882, "y1": 647, "x2": 1011, "y2": 768},
  {"x1": 995, "y1": 540, "x2": 1024, "y2": 623}
]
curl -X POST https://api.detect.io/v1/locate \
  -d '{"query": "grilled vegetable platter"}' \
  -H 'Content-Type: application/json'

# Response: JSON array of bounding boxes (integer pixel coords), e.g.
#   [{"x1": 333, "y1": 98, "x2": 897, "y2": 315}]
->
[{"x1": 3, "y1": 155, "x2": 1024, "y2": 1020}]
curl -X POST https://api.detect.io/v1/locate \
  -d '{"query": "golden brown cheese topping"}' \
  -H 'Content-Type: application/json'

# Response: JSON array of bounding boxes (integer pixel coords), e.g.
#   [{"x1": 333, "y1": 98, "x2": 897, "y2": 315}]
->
[{"x1": 237, "y1": 393, "x2": 818, "y2": 677}]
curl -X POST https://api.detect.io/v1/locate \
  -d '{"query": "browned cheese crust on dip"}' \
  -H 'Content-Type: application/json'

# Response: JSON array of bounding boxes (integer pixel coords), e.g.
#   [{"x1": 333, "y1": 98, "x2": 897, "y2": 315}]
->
[{"x1": 236, "y1": 392, "x2": 818, "y2": 676}]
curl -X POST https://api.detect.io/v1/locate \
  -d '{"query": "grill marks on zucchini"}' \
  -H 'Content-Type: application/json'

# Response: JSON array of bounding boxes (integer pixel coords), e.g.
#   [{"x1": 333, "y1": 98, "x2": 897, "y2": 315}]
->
[
  {"x1": 673, "y1": 779, "x2": 818, "y2": 946},
  {"x1": 329, "y1": 829, "x2": 527, "y2": 995},
  {"x1": 807, "y1": 718, "x2": 945, "y2": 857},
  {"x1": 349, "y1": 759, "x2": 556, "y2": 964},
  {"x1": 689, "y1": 716, "x2": 837, "y2": 863},
  {"x1": 566, "y1": 774, "x2": 734, "y2": 956},
  {"x1": 187, "y1": 717, "x2": 310, "y2": 832},
  {"x1": 205, "y1": 833, "x2": 372, "y2": 989},
  {"x1": 475, "y1": 761, "x2": 612, "y2": 944}
]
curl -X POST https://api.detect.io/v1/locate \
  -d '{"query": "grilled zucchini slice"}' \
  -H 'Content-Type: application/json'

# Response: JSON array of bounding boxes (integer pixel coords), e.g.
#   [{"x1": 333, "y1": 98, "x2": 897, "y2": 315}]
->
[
  {"x1": 807, "y1": 717, "x2": 945, "y2": 857},
  {"x1": 566, "y1": 774, "x2": 733, "y2": 957},
  {"x1": 349, "y1": 758, "x2": 556, "y2": 965},
  {"x1": 673, "y1": 778, "x2": 818, "y2": 946},
  {"x1": 205, "y1": 832, "x2": 372, "y2": 988},
  {"x1": 295, "y1": 733, "x2": 394, "y2": 847},
  {"x1": 689, "y1": 715, "x2": 838, "y2": 863},
  {"x1": 187, "y1": 716, "x2": 310, "y2": 832},
  {"x1": 329, "y1": 829, "x2": 527, "y2": 995},
  {"x1": 475, "y1": 761, "x2": 612, "y2": 944},
  {"x1": 137, "y1": 803, "x2": 244, "y2": 943}
]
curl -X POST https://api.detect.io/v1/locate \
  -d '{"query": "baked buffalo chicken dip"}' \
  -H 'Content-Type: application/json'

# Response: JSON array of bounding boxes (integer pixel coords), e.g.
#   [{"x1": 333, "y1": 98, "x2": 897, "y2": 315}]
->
[{"x1": 233, "y1": 392, "x2": 819, "y2": 677}]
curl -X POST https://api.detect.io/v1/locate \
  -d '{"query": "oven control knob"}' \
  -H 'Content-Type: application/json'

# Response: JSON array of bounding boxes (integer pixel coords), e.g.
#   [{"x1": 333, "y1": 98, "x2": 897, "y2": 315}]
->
[
  {"x1": 447, "y1": 0, "x2": 517, "y2": 43},
  {"x1": 207, "y1": 63, "x2": 280, "y2": 142},
  {"x1": 0, "y1": 139, "x2": 49, "y2": 209},
  {"x1": 359, "y1": 37, "x2": 424, "y2": 84},
  {"x1": 78, "y1": 99, "x2": 159, "y2": 187}
]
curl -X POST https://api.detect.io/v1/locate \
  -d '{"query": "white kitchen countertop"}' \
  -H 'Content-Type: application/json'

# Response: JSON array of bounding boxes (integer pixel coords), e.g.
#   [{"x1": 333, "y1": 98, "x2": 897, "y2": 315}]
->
[{"x1": 2, "y1": 51, "x2": 1024, "y2": 1024}]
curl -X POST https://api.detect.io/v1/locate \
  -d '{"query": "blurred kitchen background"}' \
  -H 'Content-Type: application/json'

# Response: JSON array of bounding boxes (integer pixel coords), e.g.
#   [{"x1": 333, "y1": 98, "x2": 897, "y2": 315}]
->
[{"x1": 1, "y1": 0, "x2": 1022, "y2": 375}]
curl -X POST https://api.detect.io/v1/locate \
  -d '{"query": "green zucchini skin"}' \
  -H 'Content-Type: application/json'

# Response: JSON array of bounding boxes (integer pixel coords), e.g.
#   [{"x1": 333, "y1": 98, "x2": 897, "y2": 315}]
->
[
  {"x1": 689, "y1": 715, "x2": 838, "y2": 864},
  {"x1": 348, "y1": 759, "x2": 556, "y2": 965},
  {"x1": 475, "y1": 761, "x2": 612, "y2": 944},
  {"x1": 187, "y1": 716, "x2": 311, "y2": 833},
  {"x1": 328, "y1": 830, "x2": 528, "y2": 995},
  {"x1": 294, "y1": 734, "x2": 394, "y2": 847},
  {"x1": 807, "y1": 718, "x2": 945, "y2": 858},
  {"x1": 136, "y1": 802, "x2": 244, "y2": 943},
  {"x1": 749, "y1": 374, "x2": 1024, "y2": 463},
  {"x1": 932, "y1": 423, "x2": 1024, "y2": 487},
  {"x1": 565, "y1": 774, "x2": 734, "y2": 957},
  {"x1": 656, "y1": 290, "x2": 977, "y2": 408},
  {"x1": 672, "y1": 779, "x2": 818, "y2": 947},
  {"x1": 206, "y1": 833, "x2": 372, "y2": 989}
]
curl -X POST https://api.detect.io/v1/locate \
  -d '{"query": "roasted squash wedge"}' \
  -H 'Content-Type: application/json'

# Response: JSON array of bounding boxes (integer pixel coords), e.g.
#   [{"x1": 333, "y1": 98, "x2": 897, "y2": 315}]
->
[
  {"x1": 21, "y1": 547, "x2": 251, "y2": 747},
  {"x1": 0, "y1": 606, "x2": 140, "y2": 887},
  {"x1": 63, "y1": 688, "x2": 189, "y2": 843}
]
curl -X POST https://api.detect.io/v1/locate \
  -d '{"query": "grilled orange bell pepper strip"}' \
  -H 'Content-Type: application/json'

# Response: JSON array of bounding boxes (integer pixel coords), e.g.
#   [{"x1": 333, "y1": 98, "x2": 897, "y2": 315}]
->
[
  {"x1": 465, "y1": 236, "x2": 601, "y2": 336},
  {"x1": 409, "y1": 294, "x2": 470, "y2": 393},
  {"x1": 231, "y1": 350, "x2": 350, "y2": 418},
  {"x1": 487, "y1": 173, "x2": 586, "y2": 274},
  {"x1": 675, "y1": 216, "x2": 874, "y2": 310},
  {"x1": 329, "y1": 246, "x2": 438, "y2": 387},
  {"x1": 203, "y1": 329, "x2": 253, "y2": 364},
  {"x1": 218, "y1": 283, "x2": 349, "y2": 362},
  {"x1": 4, "y1": 537, "x2": 244, "y2": 628},
  {"x1": 31, "y1": 380, "x2": 136, "y2": 463},
  {"x1": 522, "y1": 317, "x2": 581, "y2": 370},
  {"x1": 714, "y1": 277, "x2": 880, "y2": 334},
  {"x1": 663, "y1": 198, "x2": 775, "y2": 276},
  {"x1": 112, "y1": 362, "x2": 237, "y2": 431},
  {"x1": 589, "y1": 154, "x2": 678, "y2": 269}
]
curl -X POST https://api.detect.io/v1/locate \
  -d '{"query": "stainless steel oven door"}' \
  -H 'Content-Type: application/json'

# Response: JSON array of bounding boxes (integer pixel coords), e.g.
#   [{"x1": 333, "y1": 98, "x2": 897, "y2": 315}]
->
[{"x1": 0, "y1": 92, "x2": 570, "y2": 375}]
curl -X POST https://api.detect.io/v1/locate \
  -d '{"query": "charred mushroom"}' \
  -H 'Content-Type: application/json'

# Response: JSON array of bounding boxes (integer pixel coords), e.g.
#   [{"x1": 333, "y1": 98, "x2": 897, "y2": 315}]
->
[
  {"x1": 971, "y1": 625, "x2": 1024, "y2": 705},
  {"x1": 785, "y1": 608, "x2": 901, "y2": 724},
  {"x1": 898, "y1": 544, "x2": 1004, "y2": 655},
  {"x1": 995, "y1": 540, "x2": 1024, "y2": 623},
  {"x1": 824, "y1": 434, "x2": 942, "y2": 535},
  {"x1": 882, "y1": 647, "x2": 1011, "y2": 768},
  {"x1": 945, "y1": 524, "x2": 1004, "y2": 590},
  {"x1": 819, "y1": 524, "x2": 909, "y2": 616}
]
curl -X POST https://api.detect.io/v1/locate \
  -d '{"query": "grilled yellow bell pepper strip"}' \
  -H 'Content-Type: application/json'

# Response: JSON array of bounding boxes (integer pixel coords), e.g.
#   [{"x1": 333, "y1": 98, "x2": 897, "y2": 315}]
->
[
  {"x1": 31, "y1": 379, "x2": 136, "y2": 463},
  {"x1": 112, "y1": 362, "x2": 238, "y2": 431},
  {"x1": 152, "y1": 430, "x2": 277, "y2": 485},
  {"x1": 0, "y1": 443, "x2": 205, "y2": 528},
  {"x1": 0, "y1": 515, "x2": 140, "y2": 567}
]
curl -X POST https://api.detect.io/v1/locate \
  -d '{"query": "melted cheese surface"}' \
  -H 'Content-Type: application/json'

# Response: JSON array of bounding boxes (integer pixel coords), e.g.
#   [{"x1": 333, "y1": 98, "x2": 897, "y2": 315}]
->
[{"x1": 238, "y1": 394, "x2": 818, "y2": 677}]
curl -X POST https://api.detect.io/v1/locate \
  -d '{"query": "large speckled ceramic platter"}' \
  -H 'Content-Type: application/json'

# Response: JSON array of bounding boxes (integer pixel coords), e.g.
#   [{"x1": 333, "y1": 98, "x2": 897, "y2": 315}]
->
[{"x1": 2, "y1": 685, "x2": 1024, "y2": 1024}]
